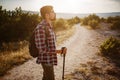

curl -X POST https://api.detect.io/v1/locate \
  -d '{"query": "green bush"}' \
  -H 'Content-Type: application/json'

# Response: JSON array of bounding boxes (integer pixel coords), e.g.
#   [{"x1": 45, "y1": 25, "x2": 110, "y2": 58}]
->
[
  {"x1": 110, "y1": 21, "x2": 120, "y2": 30},
  {"x1": 81, "y1": 14, "x2": 100, "y2": 29},
  {"x1": 81, "y1": 17, "x2": 89, "y2": 25},
  {"x1": 73, "y1": 16, "x2": 80, "y2": 24},
  {"x1": 100, "y1": 37, "x2": 120, "y2": 56},
  {"x1": 100, "y1": 17, "x2": 105, "y2": 22},
  {"x1": 106, "y1": 17, "x2": 113, "y2": 23},
  {"x1": 53, "y1": 18, "x2": 71, "y2": 31},
  {"x1": 88, "y1": 19, "x2": 99, "y2": 29},
  {"x1": 0, "y1": 6, "x2": 41, "y2": 49},
  {"x1": 107, "y1": 16, "x2": 120, "y2": 23},
  {"x1": 67, "y1": 16, "x2": 80, "y2": 26},
  {"x1": 67, "y1": 18, "x2": 74, "y2": 26}
]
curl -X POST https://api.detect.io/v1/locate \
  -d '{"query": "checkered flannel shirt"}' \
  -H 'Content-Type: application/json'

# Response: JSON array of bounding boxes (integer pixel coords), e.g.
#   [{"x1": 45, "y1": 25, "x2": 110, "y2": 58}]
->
[{"x1": 35, "y1": 20, "x2": 57, "y2": 65}]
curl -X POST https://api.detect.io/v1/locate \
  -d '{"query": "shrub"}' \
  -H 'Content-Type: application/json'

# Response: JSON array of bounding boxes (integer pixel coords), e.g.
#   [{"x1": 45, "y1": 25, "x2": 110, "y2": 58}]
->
[
  {"x1": 81, "y1": 14, "x2": 100, "y2": 29},
  {"x1": 67, "y1": 18, "x2": 74, "y2": 26},
  {"x1": 88, "y1": 20, "x2": 99, "y2": 29},
  {"x1": 106, "y1": 17, "x2": 113, "y2": 23},
  {"x1": 73, "y1": 16, "x2": 80, "y2": 24},
  {"x1": 0, "y1": 6, "x2": 41, "y2": 49},
  {"x1": 110, "y1": 21, "x2": 120, "y2": 30},
  {"x1": 107, "y1": 16, "x2": 120, "y2": 23},
  {"x1": 100, "y1": 37, "x2": 120, "y2": 56},
  {"x1": 81, "y1": 17, "x2": 89, "y2": 25},
  {"x1": 67, "y1": 16, "x2": 80, "y2": 26},
  {"x1": 100, "y1": 17, "x2": 105, "y2": 22},
  {"x1": 53, "y1": 18, "x2": 70, "y2": 31}
]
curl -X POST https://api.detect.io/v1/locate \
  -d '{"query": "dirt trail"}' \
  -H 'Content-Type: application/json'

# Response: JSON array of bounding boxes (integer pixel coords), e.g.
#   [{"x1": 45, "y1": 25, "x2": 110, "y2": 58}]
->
[{"x1": 1, "y1": 24, "x2": 107, "y2": 80}]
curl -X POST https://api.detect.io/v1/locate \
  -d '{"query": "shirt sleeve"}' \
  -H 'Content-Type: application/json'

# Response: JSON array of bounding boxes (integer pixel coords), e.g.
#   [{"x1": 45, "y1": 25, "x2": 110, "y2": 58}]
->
[{"x1": 35, "y1": 27, "x2": 56, "y2": 55}]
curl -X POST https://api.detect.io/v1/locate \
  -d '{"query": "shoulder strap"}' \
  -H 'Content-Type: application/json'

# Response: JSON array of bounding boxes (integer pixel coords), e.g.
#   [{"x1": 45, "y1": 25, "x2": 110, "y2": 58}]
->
[
  {"x1": 44, "y1": 26, "x2": 49, "y2": 37},
  {"x1": 44, "y1": 26, "x2": 49, "y2": 47}
]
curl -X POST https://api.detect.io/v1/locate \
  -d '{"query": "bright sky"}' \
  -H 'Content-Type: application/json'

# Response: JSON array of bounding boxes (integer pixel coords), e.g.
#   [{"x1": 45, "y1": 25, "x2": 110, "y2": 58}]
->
[{"x1": 0, "y1": 0, "x2": 120, "y2": 13}]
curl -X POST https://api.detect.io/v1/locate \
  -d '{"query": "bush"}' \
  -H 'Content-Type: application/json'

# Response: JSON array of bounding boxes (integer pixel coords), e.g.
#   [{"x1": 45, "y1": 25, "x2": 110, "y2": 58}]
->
[
  {"x1": 88, "y1": 20, "x2": 99, "y2": 29},
  {"x1": 67, "y1": 16, "x2": 80, "y2": 26},
  {"x1": 107, "y1": 16, "x2": 120, "y2": 23},
  {"x1": 0, "y1": 6, "x2": 41, "y2": 49},
  {"x1": 81, "y1": 17, "x2": 89, "y2": 25},
  {"x1": 100, "y1": 37, "x2": 120, "y2": 56},
  {"x1": 81, "y1": 14, "x2": 100, "y2": 29},
  {"x1": 73, "y1": 16, "x2": 80, "y2": 24},
  {"x1": 106, "y1": 17, "x2": 113, "y2": 23},
  {"x1": 110, "y1": 21, "x2": 120, "y2": 30},
  {"x1": 53, "y1": 18, "x2": 70, "y2": 31}
]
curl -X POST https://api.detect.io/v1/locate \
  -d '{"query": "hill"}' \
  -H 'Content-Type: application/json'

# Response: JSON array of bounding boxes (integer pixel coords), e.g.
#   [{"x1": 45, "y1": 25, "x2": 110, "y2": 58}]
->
[{"x1": 24, "y1": 11, "x2": 120, "y2": 19}]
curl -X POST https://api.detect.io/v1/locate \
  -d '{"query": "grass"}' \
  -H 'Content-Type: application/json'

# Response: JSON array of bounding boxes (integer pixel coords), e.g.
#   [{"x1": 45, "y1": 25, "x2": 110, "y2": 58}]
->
[
  {"x1": 0, "y1": 46, "x2": 31, "y2": 76},
  {"x1": 0, "y1": 27, "x2": 75, "y2": 76}
]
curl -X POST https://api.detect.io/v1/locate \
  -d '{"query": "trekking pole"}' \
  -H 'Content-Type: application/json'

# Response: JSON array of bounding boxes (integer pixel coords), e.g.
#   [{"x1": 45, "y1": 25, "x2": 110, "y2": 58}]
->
[{"x1": 61, "y1": 47, "x2": 66, "y2": 80}]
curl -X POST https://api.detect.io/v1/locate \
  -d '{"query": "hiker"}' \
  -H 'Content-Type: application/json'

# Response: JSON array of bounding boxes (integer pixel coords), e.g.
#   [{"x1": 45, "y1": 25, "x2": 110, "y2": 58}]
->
[{"x1": 35, "y1": 5, "x2": 67, "y2": 80}]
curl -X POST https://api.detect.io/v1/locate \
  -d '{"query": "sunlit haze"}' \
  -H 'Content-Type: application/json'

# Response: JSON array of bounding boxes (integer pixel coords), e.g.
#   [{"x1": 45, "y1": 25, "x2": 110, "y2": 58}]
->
[{"x1": 0, "y1": 0, "x2": 120, "y2": 13}]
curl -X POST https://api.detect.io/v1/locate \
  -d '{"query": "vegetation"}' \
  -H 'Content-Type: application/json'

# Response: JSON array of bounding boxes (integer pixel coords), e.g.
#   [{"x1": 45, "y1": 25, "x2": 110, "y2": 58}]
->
[
  {"x1": 0, "y1": 46, "x2": 31, "y2": 76},
  {"x1": 88, "y1": 19, "x2": 99, "y2": 29},
  {"x1": 81, "y1": 14, "x2": 120, "y2": 30},
  {"x1": 53, "y1": 18, "x2": 70, "y2": 31},
  {"x1": 110, "y1": 21, "x2": 120, "y2": 30},
  {"x1": 106, "y1": 16, "x2": 120, "y2": 30},
  {"x1": 106, "y1": 16, "x2": 120, "y2": 23},
  {"x1": 100, "y1": 37, "x2": 120, "y2": 56},
  {"x1": 100, "y1": 37, "x2": 120, "y2": 68},
  {"x1": 0, "y1": 6, "x2": 41, "y2": 44},
  {"x1": 81, "y1": 14, "x2": 100, "y2": 29}
]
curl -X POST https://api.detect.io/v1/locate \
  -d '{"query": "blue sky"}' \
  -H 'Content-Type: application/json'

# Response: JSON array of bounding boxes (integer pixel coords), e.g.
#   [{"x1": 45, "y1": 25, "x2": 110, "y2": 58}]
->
[{"x1": 0, "y1": 0, "x2": 120, "y2": 13}]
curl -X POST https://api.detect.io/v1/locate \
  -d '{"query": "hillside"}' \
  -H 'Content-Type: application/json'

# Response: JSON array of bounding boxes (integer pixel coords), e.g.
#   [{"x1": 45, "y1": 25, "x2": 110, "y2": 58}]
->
[{"x1": 24, "y1": 10, "x2": 120, "y2": 19}]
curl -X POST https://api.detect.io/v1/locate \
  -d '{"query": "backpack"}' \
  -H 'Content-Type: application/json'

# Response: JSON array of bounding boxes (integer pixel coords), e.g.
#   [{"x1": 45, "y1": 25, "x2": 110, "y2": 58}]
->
[{"x1": 29, "y1": 26, "x2": 49, "y2": 58}]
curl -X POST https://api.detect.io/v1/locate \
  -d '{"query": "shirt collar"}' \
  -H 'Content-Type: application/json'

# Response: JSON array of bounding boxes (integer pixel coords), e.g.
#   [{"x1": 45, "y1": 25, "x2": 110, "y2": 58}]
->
[{"x1": 42, "y1": 20, "x2": 51, "y2": 27}]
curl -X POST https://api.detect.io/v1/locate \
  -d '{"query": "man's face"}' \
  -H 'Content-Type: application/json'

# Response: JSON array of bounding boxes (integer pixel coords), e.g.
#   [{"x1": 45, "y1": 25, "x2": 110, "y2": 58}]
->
[{"x1": 49, "y1": 9, "x2": 56, "y2": 21}]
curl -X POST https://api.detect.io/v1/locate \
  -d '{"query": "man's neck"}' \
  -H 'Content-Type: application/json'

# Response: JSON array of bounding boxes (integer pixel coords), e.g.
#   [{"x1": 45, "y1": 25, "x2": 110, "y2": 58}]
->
[{"x1": 45, "y1": 19, "x2": 52, "y2": 27}]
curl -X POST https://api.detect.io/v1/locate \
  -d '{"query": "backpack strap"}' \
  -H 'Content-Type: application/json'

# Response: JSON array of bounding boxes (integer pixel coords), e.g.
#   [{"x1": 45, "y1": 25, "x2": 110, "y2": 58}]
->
[
  {"x1": 44, "y1": 26, "x2": 49, "y2": 48},
  {"x1": 44, "y1": 26, "x2": 49, "y2": 38},
  {"x1": 33, "y1": 25, "x2": 49, "y2": 48}
]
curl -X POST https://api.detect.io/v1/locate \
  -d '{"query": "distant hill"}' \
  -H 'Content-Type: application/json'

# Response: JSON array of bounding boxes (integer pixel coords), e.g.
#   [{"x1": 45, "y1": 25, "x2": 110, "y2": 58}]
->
[
  {"x1": 24, "y1": 11, "x2": 120, "y2": 19},
  {"x1": 57, "y1": 12, "x2": 120, "y2": 19}
]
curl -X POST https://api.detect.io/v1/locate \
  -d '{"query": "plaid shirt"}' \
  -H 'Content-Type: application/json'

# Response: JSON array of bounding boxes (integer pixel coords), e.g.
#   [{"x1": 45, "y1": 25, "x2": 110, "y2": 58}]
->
[{"x1": 35, "y1": 20, "x2": 57, "y2": 65}]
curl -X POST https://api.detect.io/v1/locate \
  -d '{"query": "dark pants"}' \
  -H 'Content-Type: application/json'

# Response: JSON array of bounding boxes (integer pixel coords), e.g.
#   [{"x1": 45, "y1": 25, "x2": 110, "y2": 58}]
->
[{"x1": 41, "y1": 64, "x2": 55, "y2": 80}]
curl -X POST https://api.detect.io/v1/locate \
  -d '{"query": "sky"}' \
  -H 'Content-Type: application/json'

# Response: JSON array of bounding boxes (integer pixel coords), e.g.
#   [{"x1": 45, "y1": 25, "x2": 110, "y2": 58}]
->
[{"x1": 0, "y1": 0, "x2": 120, "y2": 13}]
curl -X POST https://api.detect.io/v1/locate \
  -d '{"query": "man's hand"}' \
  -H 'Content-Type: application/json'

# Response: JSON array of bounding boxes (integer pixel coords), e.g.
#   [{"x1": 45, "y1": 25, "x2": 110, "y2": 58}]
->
[
  {"x1": 61, "y1": 47, "x2": 67, "y2": 54},
  {"x1": 56, "y1": 47, "x2": 67, "y2": 54}
]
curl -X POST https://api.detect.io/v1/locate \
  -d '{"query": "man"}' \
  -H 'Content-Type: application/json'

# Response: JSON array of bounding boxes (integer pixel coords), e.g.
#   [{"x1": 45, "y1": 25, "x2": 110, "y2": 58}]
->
[{"x1": 35, "y1": 5, "x2": 67, "y2": 80}]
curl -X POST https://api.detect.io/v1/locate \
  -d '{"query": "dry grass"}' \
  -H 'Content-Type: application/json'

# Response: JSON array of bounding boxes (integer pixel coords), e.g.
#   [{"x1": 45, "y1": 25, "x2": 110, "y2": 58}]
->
[{"x1": 0, "y1": 46, "x2": 31, "y2": 76}]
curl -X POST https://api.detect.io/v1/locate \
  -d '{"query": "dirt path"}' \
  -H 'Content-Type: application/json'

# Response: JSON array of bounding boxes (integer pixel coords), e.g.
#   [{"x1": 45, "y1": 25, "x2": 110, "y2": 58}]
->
[{"x1": 1, "y1": 24, "x2": 107, "y2": 80}]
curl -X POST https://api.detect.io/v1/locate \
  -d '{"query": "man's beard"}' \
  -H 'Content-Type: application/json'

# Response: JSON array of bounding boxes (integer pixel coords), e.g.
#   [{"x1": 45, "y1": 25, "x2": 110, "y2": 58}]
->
[{"x1": 51, "y1": 13, "x2": 56, "y2": 21}]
